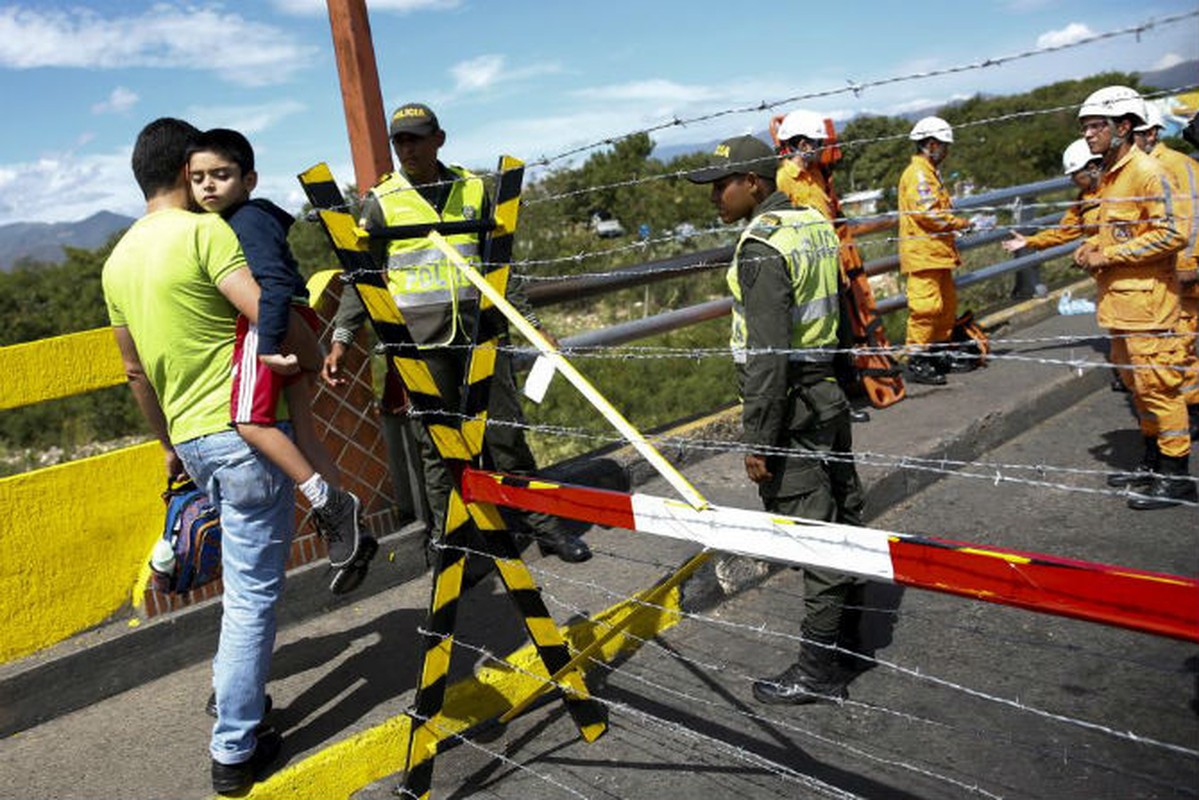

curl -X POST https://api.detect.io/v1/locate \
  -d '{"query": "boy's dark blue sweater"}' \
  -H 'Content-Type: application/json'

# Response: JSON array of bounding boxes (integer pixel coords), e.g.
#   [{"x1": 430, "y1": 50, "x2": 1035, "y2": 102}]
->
[{"x1": 223, "y1": 198, "x2": 308, "y2": 356}]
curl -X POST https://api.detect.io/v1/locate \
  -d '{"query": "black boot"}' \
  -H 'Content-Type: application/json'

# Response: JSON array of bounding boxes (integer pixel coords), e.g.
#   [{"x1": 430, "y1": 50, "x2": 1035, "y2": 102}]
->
[
  {"x1": 1128, "y1": 453, "x2": 1198, "y2": 510},
  {"x1": 1107, "y1": 437, "x2": 1159, "y2": 488},
  {"x1": 907, "y1": 354, "x2": 947, "y2": 386},
  {"x1": 752, "y1": 644, "x2": 848, "y2": 705},
  {"x1": 537, "y1": 530, "x2": 592, "y2": 563}
]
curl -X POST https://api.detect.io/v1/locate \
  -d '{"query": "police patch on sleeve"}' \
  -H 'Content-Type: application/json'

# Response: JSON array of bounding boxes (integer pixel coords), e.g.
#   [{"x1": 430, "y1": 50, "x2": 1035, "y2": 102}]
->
[{"x1": 747, "y1": 213, "x2": 781, "y2": 239}]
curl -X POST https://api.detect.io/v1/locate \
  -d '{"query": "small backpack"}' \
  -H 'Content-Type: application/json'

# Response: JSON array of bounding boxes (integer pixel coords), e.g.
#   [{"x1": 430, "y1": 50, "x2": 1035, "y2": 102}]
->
[{"x1": 151, "y1": 478, "x2": 223, "y2": 594}]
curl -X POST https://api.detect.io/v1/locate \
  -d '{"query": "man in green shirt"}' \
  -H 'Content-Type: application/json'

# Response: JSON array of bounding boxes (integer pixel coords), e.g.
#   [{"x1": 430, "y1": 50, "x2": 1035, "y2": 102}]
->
[{"x1": 102, "y1": 118, "x2": 289, "y2": 795}]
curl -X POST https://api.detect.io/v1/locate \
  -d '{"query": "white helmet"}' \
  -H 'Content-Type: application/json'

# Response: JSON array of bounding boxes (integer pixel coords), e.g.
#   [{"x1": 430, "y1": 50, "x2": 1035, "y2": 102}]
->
[
  {"x1": 1078, "y1": 85, "x2": 1147, "y2": 124},
  {"x1": 1061, "y1": 139, "x2": 1099, "y2": 175},
  {"x1": 1134, "y1": 102, "x2": 1164, "y2": 132},
  {"x1": 909, "y1": 116, "x2": 953, "y2": 143},
  {"x1": 777, "y1": 109, "x2": 826, "y2": 142}
]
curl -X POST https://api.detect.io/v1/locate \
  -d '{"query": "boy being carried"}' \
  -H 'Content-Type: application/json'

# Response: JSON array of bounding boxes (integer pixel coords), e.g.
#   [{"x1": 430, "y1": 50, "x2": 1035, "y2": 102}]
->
[{"x1": 188, "y1": 128, "x2": 377, "y2": 594}]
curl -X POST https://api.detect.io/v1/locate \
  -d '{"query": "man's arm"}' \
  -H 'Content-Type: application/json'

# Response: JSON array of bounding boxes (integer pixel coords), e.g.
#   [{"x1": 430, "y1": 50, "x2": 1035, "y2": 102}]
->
[
  {"x1": 112, "y1": 326, "x2": 184, "y2": 480},
  {"x1": 216, "y1": 266, "x2": 262, "y2": 323},
  {"x1": 739, "y1": 242, "x2": 792, "y2": 484}
]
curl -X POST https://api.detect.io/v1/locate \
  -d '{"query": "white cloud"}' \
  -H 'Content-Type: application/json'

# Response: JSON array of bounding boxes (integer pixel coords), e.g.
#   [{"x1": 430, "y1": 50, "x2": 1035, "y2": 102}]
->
[
  {"x1": 183, "y1": 100, "x2": 309, "y2": 136},
  {"x1": 445, "y1": 54, "x2": 562, "y2": 96},
  {"x1": 1036, "y1": 22, "x2": 1095, "y2": 50},
  {"x1": 0, "y1": 149, "x2": 141, "y2": 226},
  {"x1": 573, "y1": 79, "x2": 722, "y2": 104},
  {"x1": 451, "y1": 54, "x2": 506, "y2": 92},
  {"x1": 0, "y1": 5, "x2": 317, "y2": 86},
  {"x1": 271, "y1": 0, "x2": 460, "y2": 15},
  {"x1": 1152, "y1": 52, "x2": 1184, "y2": 71},
  {"x1": 91, "y1": 86, "x2": 139, "y2": 115}
]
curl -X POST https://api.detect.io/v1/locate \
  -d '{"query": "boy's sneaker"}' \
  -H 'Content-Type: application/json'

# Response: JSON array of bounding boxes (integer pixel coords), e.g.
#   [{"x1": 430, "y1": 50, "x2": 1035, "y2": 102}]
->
[{"x1": 313, "y1": 489, "x2": 378, "y2": 595}]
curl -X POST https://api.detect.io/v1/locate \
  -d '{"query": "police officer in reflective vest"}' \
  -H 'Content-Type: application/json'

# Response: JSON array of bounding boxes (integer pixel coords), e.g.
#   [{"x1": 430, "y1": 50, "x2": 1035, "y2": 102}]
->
[
  {"x1": 689, "y1": 135, "x2": 868, "y2": 704},
  {"x1": 325, "y1": 102, "x2": 590, "y2": 561}
]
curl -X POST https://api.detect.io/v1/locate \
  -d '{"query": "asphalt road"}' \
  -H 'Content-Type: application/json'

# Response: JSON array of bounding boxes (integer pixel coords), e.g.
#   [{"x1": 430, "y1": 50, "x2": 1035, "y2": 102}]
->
[{"x1": 385, "y1": 387, "x2": 1199, "y2": 800}]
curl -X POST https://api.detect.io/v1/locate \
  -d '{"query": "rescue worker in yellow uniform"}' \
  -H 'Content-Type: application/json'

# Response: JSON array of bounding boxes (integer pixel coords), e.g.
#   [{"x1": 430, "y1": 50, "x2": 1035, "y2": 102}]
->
[
  {"x1": 1134, "y1": 103, "x2": 1199, "y2": 434},
  {"x1": 1074, "y1": 86, "x2": 1193, "y2": 508},
  {"x1": 1003, "y1": 139, "x2": 1103, "y2": 254},
  {"x1": 688, "y1": 135, "x2": 868, "y2": 705},
  {"x1": 898, "y1": 116, "x2": 974, "y2": 385},
  {"x1": 324, "y1": 103, "x2": 590, "y2": 561},
  {"x1": 775, "y1": 109, "x2": 869, "y2": 423}
]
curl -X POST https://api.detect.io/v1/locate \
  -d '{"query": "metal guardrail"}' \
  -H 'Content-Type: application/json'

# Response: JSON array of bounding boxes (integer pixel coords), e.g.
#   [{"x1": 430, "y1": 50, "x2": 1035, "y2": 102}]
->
[{"x1": 525, "y1": 175, "x2": 1076, "y2": 353}]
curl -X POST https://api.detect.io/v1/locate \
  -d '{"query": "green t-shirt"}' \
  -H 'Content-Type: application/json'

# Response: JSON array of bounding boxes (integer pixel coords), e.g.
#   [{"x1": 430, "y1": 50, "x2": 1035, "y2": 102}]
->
[{"x1": 102, "y1": 209, "x2": 246, "y2": 444}]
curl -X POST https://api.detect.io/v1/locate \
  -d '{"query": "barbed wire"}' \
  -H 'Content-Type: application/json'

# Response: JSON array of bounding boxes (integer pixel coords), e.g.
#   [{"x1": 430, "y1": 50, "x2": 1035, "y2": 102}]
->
[
  {"x1": 527, "y1": 10, "x2": 1199, "y2": 169},
  {"x1": 522, "y1": 578, "x2": 1193, "y2": 794},
  {"x1": 399, "y1": 709, "x2": 593, "y2": 799},
  {"x1": 405, "y1": 409, "x2": 1199, "y2": 505},
  {"x1": 332, "y1": 193, "x2": 1189, "y2": 279},
  {"x1": 518, "y1": 84, "x2": 1198, "y2": 210},
  {"x1": 425, "y1": 542, "x2": 1199, "y2": 763},
  {"x1": 323, "y1": 84, "x2": 1193, "y2": 227},
  {"x1": 415, "y1": 626, "x2": 864, "y2": 798}
]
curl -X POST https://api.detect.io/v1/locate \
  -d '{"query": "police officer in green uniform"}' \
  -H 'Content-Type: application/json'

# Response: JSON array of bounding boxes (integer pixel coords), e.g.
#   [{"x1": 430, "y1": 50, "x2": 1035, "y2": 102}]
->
[
  {"x1": 688, "y1": 135, "x2": 867, "y2": 704},
  {"x1": 324, "y1": 102, "x2": 590, "y2": 562}
]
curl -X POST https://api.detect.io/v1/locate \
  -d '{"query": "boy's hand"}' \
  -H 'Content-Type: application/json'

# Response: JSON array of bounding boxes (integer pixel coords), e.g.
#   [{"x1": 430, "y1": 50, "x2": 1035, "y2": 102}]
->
[{"x1": 260, "y1": 353, "x2": 300, "y2": 375}]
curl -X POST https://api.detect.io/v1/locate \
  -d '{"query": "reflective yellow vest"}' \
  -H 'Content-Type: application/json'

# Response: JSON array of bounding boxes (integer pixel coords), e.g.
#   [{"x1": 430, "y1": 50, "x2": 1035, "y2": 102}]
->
[
  {"x1": 373, "y1": 165, "x2": 486, "y2": 345},
  {"x1": 727, "y1": 207, "x2": 841, "y2": 364}
]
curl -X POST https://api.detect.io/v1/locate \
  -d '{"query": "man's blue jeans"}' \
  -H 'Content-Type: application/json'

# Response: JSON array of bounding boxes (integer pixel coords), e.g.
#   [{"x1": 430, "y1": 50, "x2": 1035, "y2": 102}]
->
[{"x1": 175, "y1": 429, "x2": 294, "y2": 764}]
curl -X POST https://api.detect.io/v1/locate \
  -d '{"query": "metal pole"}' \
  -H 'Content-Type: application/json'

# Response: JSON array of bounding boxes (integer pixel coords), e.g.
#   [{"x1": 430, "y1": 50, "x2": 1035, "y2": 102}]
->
[
  {"x1": 1009, "y1": 198, "x2": 1047, "y2": 300},
  {"x1": 325, "y1": 0, "x2": 392, "y2": 195}
]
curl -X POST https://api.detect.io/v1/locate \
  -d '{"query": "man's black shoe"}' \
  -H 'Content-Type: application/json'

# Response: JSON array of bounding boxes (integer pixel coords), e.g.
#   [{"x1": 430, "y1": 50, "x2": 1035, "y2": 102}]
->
[
  {"x1": 538, "y1": 531, "x2": 592, "y2": 563},
  {"x1": 849, "y1": 408, "x2": 870, "y2": 423},
  {"x1": 907, "y1": 357, "x2": 946, "y2": 386},
  {"x1": 1127, "y1": 454, "x2": 1198, "y2": 510},
  {"x1": 751, "y1": 648, "x2": 848, "y2": 706},
  {"x1": 211, "y1": 725, "x2": 282, "y2": 795},
  {"x1": 945, "y1": 352, "x2": 979, "y2": 372},
  {"x1": 1108, "y1": 437, "x2": 1159, "y2": 489},
  {"x1": 205, "y1": 692, "x2": 272, "y2": 719}
]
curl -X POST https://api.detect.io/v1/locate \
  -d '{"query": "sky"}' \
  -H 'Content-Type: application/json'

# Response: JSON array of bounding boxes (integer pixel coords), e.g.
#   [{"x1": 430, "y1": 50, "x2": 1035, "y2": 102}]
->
[{"x1": 0, "y1": 0, "x2": 1196, "y2": 226}]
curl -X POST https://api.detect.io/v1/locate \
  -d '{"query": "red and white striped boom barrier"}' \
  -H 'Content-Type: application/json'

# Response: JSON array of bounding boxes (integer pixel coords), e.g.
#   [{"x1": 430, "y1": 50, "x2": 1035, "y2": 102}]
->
[{"x1": 461, "y1": 467, "x2": 1199, "y2": 643}]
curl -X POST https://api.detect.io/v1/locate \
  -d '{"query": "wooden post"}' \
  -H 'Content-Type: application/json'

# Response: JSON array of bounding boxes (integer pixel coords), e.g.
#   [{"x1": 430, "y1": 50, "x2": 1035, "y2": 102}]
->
[{"x1": 325, "y1": 0, "x2": 392, "y2": 195}]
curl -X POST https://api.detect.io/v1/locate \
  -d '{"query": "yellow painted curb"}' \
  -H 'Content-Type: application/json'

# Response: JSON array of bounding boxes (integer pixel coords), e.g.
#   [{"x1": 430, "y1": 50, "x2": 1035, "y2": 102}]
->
[{"x1": 239, "y1": 583, "x2": 684, "y2": 799}]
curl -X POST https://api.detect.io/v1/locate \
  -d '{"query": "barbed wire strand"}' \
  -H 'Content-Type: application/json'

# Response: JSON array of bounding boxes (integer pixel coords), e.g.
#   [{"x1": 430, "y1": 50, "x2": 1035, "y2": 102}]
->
[
  {"x1": 529, "y1": 11, "x2": 1199, "y2": 168},
  {"x1": 408, "y1": 409, "x2": 1199, "y2": 502},
  {"x1": 522, "y1": 581, "x2": 1192, "y2": 796},
  {"x1": 417, "y1": 627, "x2": 867, "y2": 799},
  {"x1": 440, "y1": 548, "x2": 1199, "y2": 760}
]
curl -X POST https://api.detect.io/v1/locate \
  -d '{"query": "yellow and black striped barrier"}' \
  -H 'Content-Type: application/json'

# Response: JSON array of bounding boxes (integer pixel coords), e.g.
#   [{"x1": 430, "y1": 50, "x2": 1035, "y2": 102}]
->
[{"x1": 297, "y1": 160, "x2": 605, "y2": 799}]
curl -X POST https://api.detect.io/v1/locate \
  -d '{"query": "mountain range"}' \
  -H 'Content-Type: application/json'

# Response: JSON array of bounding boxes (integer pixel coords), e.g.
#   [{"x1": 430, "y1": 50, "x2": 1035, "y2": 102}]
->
[{"x1": 0, "y1": 211, "x2": 134, "y2": 271}]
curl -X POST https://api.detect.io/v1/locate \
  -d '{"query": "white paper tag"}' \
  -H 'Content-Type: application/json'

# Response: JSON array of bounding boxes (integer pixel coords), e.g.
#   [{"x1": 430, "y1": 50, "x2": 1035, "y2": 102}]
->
[{"x1": 523, "y1": 355, "x2": 556, "y2": 404}]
